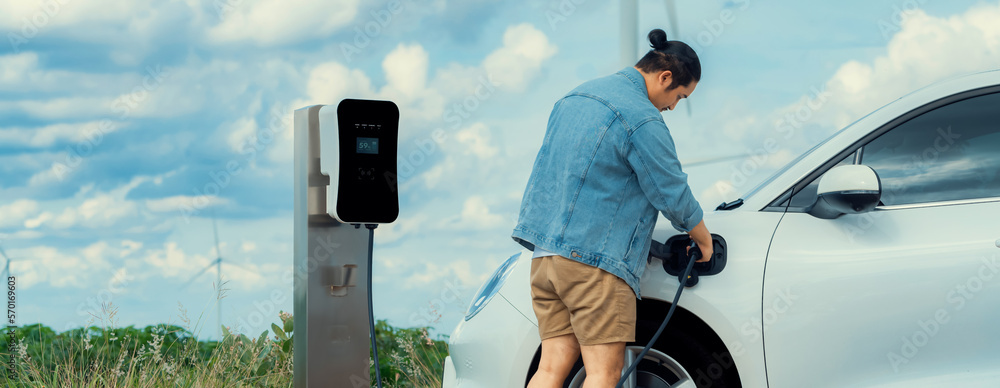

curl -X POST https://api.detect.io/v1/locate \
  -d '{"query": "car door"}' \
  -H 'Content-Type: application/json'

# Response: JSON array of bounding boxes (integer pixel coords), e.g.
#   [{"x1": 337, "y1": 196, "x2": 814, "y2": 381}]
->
[{"x1": 762, "y1": 90, "x2": 1000, "y2": 387}]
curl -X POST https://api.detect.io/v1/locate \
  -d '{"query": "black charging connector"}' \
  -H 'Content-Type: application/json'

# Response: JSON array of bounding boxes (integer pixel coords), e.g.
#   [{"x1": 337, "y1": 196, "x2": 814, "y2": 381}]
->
[{"x1": 651, "y1": 234, "x2": 728, "y2": 288}]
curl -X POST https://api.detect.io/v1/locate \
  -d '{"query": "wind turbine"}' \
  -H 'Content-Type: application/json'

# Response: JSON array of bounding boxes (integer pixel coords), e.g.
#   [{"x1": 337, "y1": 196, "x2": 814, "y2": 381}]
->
[
  {"x1": 621, "y1": 0, "x2": 693, "y2": 117},
  {"x1": 179, "y1": 214, "x2": 253, "y2": 340},
  {"x1": 0, "y1": 244, "x2": 14, "y2": 280}
]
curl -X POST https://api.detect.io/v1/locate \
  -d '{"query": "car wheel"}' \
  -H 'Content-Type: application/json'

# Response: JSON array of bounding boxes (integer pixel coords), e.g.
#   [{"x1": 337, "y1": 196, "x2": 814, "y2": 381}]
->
[{"x1": 562, "y1": 322, "x2": 739, "y2": 388}]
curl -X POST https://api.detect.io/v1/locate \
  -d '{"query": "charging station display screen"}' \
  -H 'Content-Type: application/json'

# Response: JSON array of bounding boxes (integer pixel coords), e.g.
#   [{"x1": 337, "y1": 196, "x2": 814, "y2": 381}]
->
[
  {"x1": 356, "y1": 137, "x2": 379, "y2": 154},
  {"x1": 335, "y1": 99, "x2": 399, "y2": 223}
]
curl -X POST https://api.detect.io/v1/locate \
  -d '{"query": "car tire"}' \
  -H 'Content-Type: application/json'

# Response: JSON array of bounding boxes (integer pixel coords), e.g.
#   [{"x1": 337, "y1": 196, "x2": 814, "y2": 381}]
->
[{"x1": 554, "y1": 320, "x2": 740, "y2": 388}]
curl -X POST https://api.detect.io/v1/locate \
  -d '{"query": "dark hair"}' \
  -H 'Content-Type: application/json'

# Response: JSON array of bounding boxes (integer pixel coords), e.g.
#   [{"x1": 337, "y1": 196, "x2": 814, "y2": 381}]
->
[{"x1": 635, "y1": 29, "x2": 701, "y2": 89}]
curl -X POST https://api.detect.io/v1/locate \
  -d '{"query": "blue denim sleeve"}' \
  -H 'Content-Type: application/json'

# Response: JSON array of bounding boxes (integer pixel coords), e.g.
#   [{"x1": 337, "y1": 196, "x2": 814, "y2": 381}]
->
[{"x1": 624, "y1": 120, "x2": 704, "y2": 233}]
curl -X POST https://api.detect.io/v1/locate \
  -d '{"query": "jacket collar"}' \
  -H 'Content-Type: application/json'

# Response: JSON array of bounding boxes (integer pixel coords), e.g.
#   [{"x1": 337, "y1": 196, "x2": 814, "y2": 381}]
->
[{"x1": 618, "y1": 66, "x2": 648, "y2": 95}]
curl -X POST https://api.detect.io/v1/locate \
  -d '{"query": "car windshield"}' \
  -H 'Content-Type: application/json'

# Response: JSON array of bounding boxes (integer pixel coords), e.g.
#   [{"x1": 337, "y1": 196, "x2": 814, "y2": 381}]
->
[
  {"x1": 736, "y1": 123, "x2": 853, "y2": 202},
  {"x1": 725, "y1": 86, "x2": 918, "y2": 205}
]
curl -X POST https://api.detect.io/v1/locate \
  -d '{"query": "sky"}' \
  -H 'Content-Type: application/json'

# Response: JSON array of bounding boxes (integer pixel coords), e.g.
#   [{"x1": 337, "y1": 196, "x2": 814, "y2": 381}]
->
[{"x1": 1, "y1": 0, "x2": 999, "y2": 340}]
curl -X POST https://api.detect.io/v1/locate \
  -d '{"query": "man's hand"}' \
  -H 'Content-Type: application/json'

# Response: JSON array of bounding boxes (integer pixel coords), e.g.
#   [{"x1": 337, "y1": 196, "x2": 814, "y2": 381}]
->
[{"x1": 685, "y1": 220, "x2": 713, "y2": 263}]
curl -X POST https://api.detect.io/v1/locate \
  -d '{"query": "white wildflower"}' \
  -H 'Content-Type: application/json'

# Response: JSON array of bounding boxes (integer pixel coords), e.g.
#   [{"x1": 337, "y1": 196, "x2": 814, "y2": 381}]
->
[{"x1": 16, "y1": 342, "x2": 28, "y2": 359}]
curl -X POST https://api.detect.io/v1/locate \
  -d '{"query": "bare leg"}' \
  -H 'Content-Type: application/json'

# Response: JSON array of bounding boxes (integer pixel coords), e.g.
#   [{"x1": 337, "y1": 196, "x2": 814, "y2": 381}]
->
[
  {"x1": 527, "y1": 333, "x2": 581, "y2": 388},
  {"x1": 580, "y1": 341, "x2": 626, "y2": 388}
]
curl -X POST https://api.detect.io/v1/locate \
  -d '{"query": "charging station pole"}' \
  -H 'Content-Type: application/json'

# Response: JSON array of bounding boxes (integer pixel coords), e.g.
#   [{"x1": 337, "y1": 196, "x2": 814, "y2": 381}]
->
[
  {"x1": 293, "y1": 105, "x2": 371, "y2": 387},
  {"x1": 293, "y1": 100, "x2": 399, "y2": 387}
]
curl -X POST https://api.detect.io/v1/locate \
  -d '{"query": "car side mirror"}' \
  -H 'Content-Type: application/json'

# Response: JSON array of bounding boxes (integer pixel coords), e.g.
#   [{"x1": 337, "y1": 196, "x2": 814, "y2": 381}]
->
[{"x1": 807, "y1": 165, "x2": 882, "y2": 219}]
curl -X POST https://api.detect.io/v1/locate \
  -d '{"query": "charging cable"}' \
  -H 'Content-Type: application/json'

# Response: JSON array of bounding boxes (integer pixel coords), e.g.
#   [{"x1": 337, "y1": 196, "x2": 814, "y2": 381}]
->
[
  {"x1": 364, "y1": 223, "x2": 384, "y2": 388},
  {"x1": 615, "y1": 240, "x2": 700, "y2": 388}
]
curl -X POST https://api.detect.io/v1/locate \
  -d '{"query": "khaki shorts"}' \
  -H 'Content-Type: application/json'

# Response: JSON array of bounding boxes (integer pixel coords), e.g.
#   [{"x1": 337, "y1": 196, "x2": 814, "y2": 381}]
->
[{"x1": 530, "y1": 255, "x2": 637, "y2": 346}]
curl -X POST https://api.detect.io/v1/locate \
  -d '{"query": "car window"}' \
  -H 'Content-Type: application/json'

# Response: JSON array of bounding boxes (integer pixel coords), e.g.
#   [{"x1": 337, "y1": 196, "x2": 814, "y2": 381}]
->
[
  {"x1": 861, "y1": 92, "x2": 1000, "y2": 206},
  {"x1": 786, "y1": 153, "x2": 855, "y2": 208}
]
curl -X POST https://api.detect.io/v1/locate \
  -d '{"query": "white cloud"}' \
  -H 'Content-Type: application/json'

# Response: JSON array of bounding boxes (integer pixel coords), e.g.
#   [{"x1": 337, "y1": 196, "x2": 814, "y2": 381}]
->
[
  {"x1": 383, "y1": 43, "x2": 429, "y2": 97},
  {"x1": 0, "y1": 1, "x2": 149, "y2": 33},
  {"x1": 24, "y1": 212, "x2": 52, "y2": 229},
  {"x1": 0, "y1": 121, "x2": 125, "y2": 148},
  {"x1": 261, "y1": 104, "x2": 298, "y2": 164},
  {"x1": 482, "y1": 23, "x2": 558, "y2": 92},
  {"x1": 0, "y1": 52, "x2": 134, "y2": 94},
  {"x1": 0, "y1": 199, "x2": 39, "y2": 228},
  {"x1": 207, "y1": 0, "x2": 360, "y2": 45},
  {"x1": 0, "y1": 58, "x2": 268, "y2": 122},
  {"x1": 121, "y1": 240, "x2": 143, "y2": 257},
  {"x1": 806, "y1": 3, "x2": 1000, "y2": 129},
  {"x1": 416, "y1": 121, "x2": 509, "y2": 191},
  {"x1": 454, "y1": 122, "x2": 499, "y2": 159},
  {"x1": 457, "y1": 196, "x2": 506, "y2": 229},
  {"x1": 145, "y1": 195, "x2": 228, "y2": 213},
  {"x1": 0, "y1": 230, "x2": 42, "y2": 240},
  {"x1": 301, "y1": 23, "x2": 557, "y2": 125},
  {"x1": 701, "y1": 1, "x2": 1000, "y2": 200},
  {"x1": 225, "y1": 117, "x2": 260, "y2": 154},
  {"x1": 5, "y1": 245, "x2": 100, "y2": 289},
  {"x1": 142, "y1": 242, "x2": 265, "y2": 290},
  {"x1": 81, "y1": 241, "x2": 115, "y2": 269},
  {"x1": 396, "y1": 258, "x2": 484, "y2": 291},
  {"x1": 297, "y1": 25, "x2": 554, "y2": 202},
  {"x1": 144, "y1": 241, "x2": 212, "y2": 279},
  {"x1": 419, "y1": 159, "x2": 451, "y2": 190},
  {"x1": 26, "y1": 174, "x2": 173, "y2": 230},
  {"x1": 0, "y1": 97, "x2": 115, "y2": 120},
  {"x1": 0, "y1": 240, "x2": 135, "y2": 290},
  {"x1": 304, "y1": 61, "x2": 376, "y2": 104},
  {"x1": 49, "y1": 194, "x2": 137, "y2": 229},
  {"x1": 376, "y1": 213, "x2": 430, "y2": 244},
  {"x1": 27, "y1": 161, "x2": 69, "y2": 187}
]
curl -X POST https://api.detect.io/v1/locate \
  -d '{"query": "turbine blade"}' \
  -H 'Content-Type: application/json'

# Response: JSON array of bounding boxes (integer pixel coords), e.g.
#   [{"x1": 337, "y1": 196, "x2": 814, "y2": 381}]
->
[
  {"x1": 664, "y1": 0, "x2": 689, "y2": 117},
  {"x1": 221, "y1": 260, "x2": 254, "y2": 273},
  {"x1": 1, "y1": 245, "x2": 11, "y2": 280},
  {"x1": 212, "y1": 212, "x2": 222, "y2": 260},
  {"x1": 621, "y1": 0, "x2": 638, "y2": 67},
  {"x1": 180, "y1": 259, "x2": 220, "y2": 290},
  {"x1": 664, "y1": 0, "x2": 680, "y2": 39}
]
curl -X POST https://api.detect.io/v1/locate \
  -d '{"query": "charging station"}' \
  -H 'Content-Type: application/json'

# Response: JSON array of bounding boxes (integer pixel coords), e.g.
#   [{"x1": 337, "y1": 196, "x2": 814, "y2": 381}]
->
[{"x1": 293, "y1": 100, "x2": 399, "y2": 387}]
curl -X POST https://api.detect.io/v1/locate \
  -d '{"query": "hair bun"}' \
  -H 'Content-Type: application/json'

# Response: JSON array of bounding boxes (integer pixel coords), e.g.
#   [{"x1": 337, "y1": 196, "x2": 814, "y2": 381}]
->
[{"x1": 648, "y1": 28, "x2": 669, "y2": 50}]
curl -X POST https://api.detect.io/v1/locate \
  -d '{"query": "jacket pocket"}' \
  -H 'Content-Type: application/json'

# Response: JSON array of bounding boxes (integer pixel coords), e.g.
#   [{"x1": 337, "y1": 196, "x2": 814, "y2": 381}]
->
[{"x1": 622, "y1": 216, "x2": 646, "y2": 263}]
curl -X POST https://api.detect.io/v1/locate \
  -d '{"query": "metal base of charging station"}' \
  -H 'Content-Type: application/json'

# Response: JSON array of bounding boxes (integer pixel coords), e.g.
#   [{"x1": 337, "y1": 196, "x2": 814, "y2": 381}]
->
[{"x1": 293, "y1": 105, "x2": 373, "y2": 387}]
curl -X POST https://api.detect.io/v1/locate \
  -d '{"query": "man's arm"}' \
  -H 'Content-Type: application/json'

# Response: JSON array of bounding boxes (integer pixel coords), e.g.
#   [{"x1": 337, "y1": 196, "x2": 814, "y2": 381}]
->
[{"x1": 624, "y1": 120, "x2": 713, "y2": 262}]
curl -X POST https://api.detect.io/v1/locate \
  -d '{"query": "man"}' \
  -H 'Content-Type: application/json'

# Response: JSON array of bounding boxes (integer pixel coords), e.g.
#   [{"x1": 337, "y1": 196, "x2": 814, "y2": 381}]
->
[{"x1": 512, "y1": 29, "x2": 714, "y2": 387}]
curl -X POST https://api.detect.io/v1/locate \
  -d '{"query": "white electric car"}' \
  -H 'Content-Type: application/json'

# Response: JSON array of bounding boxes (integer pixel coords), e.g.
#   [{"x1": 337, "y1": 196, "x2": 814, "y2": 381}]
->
[{"x1": 442, "y1": 69, "x2": 1000, "y2": 388}]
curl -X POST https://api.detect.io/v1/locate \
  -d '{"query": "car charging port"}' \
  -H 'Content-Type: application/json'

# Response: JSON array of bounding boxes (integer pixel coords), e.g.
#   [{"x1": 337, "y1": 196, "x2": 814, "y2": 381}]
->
[{"x1": 649, "y1": 234, "x2": 727, "y2": 287}]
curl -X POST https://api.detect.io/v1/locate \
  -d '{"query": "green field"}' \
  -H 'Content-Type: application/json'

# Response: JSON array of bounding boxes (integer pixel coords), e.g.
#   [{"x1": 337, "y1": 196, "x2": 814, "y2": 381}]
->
[{"x1": 1, "y1": 308, "x2": 447, "y2": 387}]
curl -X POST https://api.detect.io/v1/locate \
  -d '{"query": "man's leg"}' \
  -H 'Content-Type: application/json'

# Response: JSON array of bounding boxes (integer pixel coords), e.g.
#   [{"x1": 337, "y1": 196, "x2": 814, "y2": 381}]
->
[
  {"x1": 527, "y1": 333, "x2": 581, "y2": 388},
  {"x1": 579, "y1": 341, "x2": 625, "y2": 388}
]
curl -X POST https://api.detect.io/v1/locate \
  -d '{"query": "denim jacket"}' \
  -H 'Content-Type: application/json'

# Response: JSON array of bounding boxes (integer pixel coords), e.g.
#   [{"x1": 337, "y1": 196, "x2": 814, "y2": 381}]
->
[{"x1": 511, "y1": 67, "x2": 704, "y2": 299}]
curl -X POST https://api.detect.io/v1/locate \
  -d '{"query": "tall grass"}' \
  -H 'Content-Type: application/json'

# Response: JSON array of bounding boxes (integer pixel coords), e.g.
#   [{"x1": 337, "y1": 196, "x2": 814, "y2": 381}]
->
[
  {"x1": 371, "y1": 320, "x2": 448, "y2": 387},
  {"x1": 0, "y1": 291, "x2": 448, "y2": 387},
  {"x1": 0, "y1": 300, "x2": 294, "y2": 387}
]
